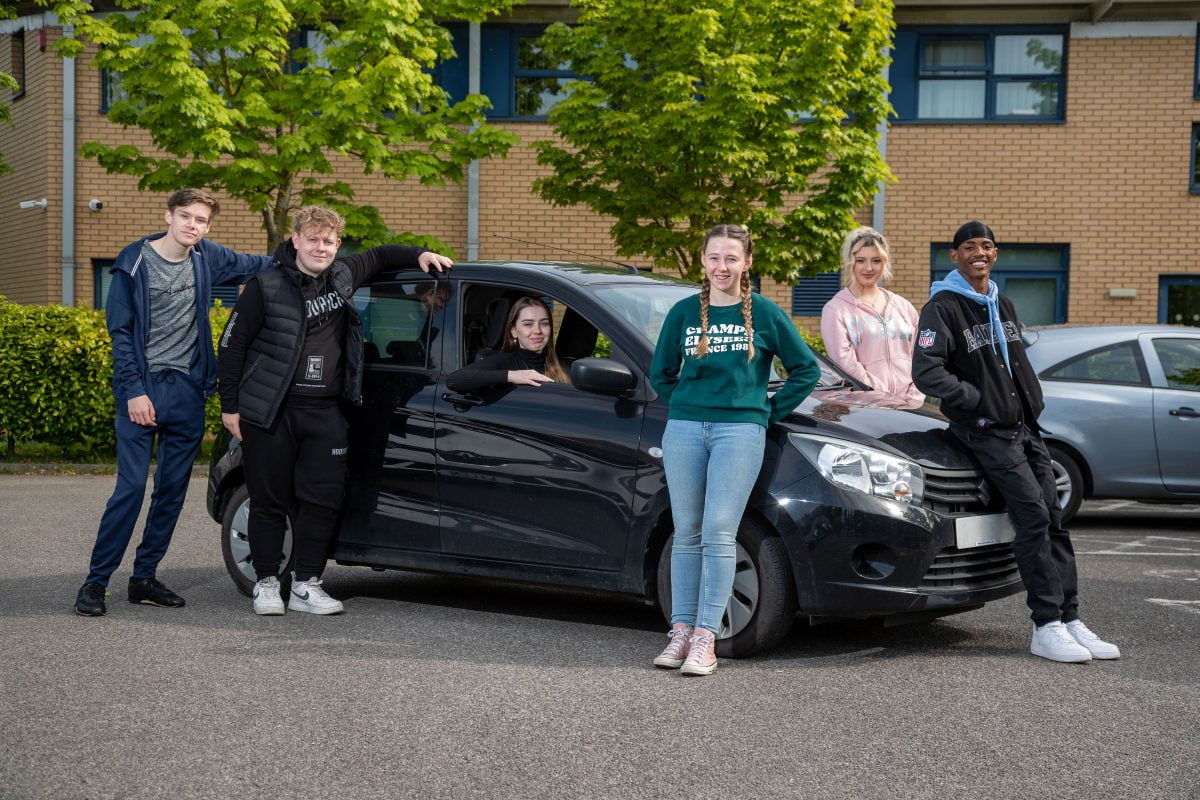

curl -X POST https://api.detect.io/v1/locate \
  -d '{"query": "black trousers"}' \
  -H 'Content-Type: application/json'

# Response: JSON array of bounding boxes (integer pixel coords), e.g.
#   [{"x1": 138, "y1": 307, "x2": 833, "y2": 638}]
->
[
  {"x1": 242, "y1": 401, "x2": 349, "y2": 582},
  {"x1": 951, "y1": 423, "x2": 1080, "y2": 626}
]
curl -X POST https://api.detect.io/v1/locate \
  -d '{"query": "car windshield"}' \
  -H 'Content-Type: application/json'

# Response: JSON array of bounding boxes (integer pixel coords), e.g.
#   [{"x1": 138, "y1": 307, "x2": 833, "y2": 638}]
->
[{"x1": 591, "y1": 283, "x2": 850, "y2": 389}]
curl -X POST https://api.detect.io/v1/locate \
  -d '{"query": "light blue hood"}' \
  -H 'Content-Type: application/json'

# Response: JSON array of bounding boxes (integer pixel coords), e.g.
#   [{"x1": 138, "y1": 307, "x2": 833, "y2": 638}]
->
[{"x1": 929, "y1": 270, "x2": 1011, "y2": 375}]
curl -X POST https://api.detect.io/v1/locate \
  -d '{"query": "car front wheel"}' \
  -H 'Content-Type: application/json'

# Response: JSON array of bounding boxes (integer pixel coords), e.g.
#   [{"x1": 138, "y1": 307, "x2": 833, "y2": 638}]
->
[
  {"x1": 655, "y1": 519, "x2": 797, "y2": 658},
  {"x1": 1047, "y1": 445, "x2": 1084, "y2": 524},
  {"x1": 220, "y1": 485, "x2": 294, "y2": 597}
]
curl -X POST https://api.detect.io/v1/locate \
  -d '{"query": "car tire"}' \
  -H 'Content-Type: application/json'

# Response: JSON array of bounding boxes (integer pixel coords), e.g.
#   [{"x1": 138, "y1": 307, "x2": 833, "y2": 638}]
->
[
  {"x1": 220, "y1": 485, "x2": 294, "y2": 598},
  {"x1": 1047, "y1": 445, "x2": 1084, "y2": 524},
  {"x1": 655, "y1": 519, "x2": 797, "y2": 658}
]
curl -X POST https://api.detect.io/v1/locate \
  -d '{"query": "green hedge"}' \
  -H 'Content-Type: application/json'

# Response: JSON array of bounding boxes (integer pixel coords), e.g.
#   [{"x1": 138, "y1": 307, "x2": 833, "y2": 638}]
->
[{"x1": 0, "y1": 296, "x2": 230, "y2": 458}]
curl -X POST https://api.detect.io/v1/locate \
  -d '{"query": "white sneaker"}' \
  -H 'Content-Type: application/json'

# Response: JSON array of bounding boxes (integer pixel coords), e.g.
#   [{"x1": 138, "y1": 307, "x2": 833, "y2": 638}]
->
[
  {"x1": 289, "y1": 576, "x2": 344, "y2": 615},
  {"x1": 252, "y1": 576, "x2": 285, "y2": 616},
  {"x1": 1031, "y1": 621, "x2": 1092, "y2": 663},
  {"x1": 1066, "y1": 620, "x2": 1120, "y2": 660}
]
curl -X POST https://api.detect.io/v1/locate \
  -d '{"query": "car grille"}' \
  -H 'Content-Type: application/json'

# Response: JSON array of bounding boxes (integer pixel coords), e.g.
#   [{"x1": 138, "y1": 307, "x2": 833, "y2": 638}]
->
[
  {"x1": 919, "y1": 542, "x2": 1020, "y2": 592},
  {"x1": 921, "y1": 466, "x2": 1003, "y2": 515}
]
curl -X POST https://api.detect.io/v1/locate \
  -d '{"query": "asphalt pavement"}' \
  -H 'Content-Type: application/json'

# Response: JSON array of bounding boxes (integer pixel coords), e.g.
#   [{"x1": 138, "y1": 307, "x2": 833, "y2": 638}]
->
[{"x1": 2, "y1": 476, "x2": 1198, "y2": 800}]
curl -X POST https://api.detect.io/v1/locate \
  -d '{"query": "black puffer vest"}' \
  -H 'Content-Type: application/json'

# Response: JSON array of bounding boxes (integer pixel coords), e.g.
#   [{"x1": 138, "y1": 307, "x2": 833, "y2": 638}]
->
[{"x1": 238, "y1": 261, "x2": 364, "y2": 429}]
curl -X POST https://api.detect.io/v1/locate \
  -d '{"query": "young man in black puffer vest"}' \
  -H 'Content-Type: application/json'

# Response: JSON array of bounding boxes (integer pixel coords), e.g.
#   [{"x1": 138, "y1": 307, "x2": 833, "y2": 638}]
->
[{"x1": 217, "y1": 205, "x2": 452, "y2": 616}]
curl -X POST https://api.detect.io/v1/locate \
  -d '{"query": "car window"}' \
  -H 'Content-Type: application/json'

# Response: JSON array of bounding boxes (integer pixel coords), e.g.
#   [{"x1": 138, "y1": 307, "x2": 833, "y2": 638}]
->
[
  {"x1": 1043, "y1": 341, "x2": 1148, "y2": 386},
  {"x1": 1152, "y1": 337, "x2": 1200, "y2": 392},
  {"x1": 592, "y1": 284, "x2": 698, "y2": 346},
  {"x1": 353, "y1": 281, "x2": 441, "y2": 369}
]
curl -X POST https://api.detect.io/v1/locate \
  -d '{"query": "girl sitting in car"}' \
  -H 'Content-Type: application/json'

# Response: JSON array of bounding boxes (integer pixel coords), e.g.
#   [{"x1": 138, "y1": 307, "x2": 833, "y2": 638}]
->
[{"x1": 447, "y1": 296, "x2": 571, "y2": 391}]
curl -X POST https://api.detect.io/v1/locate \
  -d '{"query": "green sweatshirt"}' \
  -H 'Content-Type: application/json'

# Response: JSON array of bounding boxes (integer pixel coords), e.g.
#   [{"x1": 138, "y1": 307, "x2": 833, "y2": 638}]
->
[{"x1": 650, "y1": 293, "x2": 821, "y2": 427}]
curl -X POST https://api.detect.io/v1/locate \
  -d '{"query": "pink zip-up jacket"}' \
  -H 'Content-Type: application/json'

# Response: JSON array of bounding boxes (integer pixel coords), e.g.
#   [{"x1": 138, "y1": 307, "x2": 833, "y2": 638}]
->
[{"x1": 820, "y1": 288, "x2": 925, "y2": 405}]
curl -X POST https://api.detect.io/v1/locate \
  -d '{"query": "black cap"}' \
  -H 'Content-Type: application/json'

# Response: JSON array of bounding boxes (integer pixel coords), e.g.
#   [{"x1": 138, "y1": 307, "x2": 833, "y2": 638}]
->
[{"x1": 952, "y1": 220, "x2": 995, "y2": 249}]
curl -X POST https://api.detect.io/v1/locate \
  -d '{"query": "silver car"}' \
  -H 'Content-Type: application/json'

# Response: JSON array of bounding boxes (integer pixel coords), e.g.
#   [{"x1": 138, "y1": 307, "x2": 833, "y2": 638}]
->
[{"x1": 1022, "y1": 325, "x2": 1200, "y2": 522}]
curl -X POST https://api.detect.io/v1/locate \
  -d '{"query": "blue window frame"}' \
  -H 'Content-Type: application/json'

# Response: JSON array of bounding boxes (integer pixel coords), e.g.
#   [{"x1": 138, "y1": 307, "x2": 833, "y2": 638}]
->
[
  {"x1": 931, "y1": 244, "x2": 1069, "y2": 325},
  {"x1": 1192, "y1": 123, "x2": 1200, "y2": 194},
  {"x1": 10, "y1": 30, "x2": 24, "y2": 101},
  {"x1": 1160, "y1": 275, "x2": 1200, "y2": 327},
  {"x1": 791, "y1": 272, "x2": 841, "y2": 317},
  {"x1": 438, "y1": 24, "x2": 579, "y2": 120},
  {"x1": 1194, "y1": 23, "x2": 1199, "y2": 100},
  {"x1": 890, "y1": 26, "x2": 1067, "y2": 123}
]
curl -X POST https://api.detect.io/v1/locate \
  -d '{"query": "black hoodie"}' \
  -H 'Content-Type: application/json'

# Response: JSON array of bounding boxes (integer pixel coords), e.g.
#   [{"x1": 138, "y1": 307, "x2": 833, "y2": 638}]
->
[{"x1": 218, "y1": 240, "x2": 427, "y2": 429}]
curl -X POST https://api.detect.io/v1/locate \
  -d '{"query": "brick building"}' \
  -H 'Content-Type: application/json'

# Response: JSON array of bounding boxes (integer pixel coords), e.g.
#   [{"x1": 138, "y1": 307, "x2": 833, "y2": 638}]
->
[{"x1": 1, "y1": 0, "x2": 1198, "y2": 333}]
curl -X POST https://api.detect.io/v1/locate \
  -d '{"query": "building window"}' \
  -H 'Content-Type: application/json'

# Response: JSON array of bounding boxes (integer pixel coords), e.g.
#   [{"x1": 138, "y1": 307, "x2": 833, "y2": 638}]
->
[
  {"x1": 791, "y1": 272, "x2": 841, "y2": 317},
  {"x1": 1192, "y1": 124, "x2": 1200, "y2": 194},
  {"x1": 1160, "y1": 275, "x2": 1200, "y2": 327},
  {"x1": 891, "y1": 27, "x2": 1066, "y2": 122},
  {"x1": 1195, "y1": 23, "x2": 1199, "y2": 100},
  {"x1": 931, "y1": 244, "x2": 1068, "y2": 325},
  {"x1": 9, "y1": 30, "x2": 24, "y2": 100}
]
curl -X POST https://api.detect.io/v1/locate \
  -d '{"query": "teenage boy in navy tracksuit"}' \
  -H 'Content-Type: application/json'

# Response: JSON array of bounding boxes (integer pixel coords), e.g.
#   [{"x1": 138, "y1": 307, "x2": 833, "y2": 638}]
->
[
  {"x1": 74, "y1": 188, "x2": 274, "y2": 616},
  {"x1": 912, "y1": 220, "x2": 1121, "y2": 664}
]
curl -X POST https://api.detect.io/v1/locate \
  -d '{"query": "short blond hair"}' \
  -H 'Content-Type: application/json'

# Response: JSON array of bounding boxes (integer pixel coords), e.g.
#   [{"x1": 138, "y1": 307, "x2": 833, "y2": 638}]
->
[
  {"x1": 840, "y1": 226, "x2": 894, "y2": 288},
  {"x1": 292, "y1": 205, "x2": 345, "y2": 237}
]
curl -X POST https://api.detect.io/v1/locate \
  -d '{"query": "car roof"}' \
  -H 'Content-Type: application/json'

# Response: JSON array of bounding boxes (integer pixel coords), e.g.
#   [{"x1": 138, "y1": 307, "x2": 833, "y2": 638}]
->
[
  {"x1": 1023, "y1": 324, "x2": 1200, "y2": 368},
  {"x1": 441, "y1": 260, "x2": 697, "y2": 289}
]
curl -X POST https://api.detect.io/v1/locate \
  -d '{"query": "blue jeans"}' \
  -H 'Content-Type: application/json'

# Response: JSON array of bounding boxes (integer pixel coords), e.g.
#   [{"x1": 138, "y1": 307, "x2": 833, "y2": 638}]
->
[{"x1": 662, "y1": 419, "x2": 765, "y2": 633}]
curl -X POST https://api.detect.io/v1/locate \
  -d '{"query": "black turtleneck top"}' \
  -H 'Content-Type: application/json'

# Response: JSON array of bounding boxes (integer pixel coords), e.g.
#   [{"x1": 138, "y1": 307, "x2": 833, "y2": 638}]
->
[{"x1": 446, "y1": 348, "x2": 548, "y2": 393}]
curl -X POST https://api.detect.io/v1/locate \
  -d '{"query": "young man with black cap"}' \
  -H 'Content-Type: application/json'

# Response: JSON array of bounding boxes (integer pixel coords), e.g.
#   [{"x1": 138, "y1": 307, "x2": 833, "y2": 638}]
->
[
  {"x1": 217, "y1": 205, "x2": 452, "y2": 616},
  {"x1": 912, "y1": 220, "x2": 1120, "y2": 664}
]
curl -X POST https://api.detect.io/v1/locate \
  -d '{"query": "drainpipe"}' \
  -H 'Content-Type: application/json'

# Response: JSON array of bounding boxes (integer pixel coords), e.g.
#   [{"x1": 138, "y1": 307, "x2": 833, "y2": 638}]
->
[
  {"x1": 871, "y1": 48, "x2": 890, "y2": 235},
  {"x1": 466, "y1": 22, "x2": 481, "y2": 261},
  {"x1": 61, "y1": 20, "x2": 77, "y2": 306}
]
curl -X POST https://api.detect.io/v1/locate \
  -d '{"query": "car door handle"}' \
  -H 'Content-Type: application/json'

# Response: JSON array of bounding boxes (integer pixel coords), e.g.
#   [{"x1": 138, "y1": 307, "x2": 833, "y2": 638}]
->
[
  {"x1": 441, "y1": 391, "x2": 484, "y2": 407},
  {"x1": 1169, "y1": 406, "x2": 1199, "y2": 418}
]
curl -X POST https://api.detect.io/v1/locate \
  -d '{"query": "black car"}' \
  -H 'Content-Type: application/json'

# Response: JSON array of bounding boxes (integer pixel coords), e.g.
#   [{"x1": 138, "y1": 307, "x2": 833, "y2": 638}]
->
[{"x1": 207, "y1": 261, "x2": 1023, "y2": 656}]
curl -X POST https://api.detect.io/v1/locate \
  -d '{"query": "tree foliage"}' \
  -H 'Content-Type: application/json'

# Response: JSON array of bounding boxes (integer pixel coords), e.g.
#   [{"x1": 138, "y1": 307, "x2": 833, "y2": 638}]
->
[
  {"x1": 533, "y1": 0, "x2": 895, "y2": 281},
  {"x1": 0, "y1": 1, "x2": 20, "y2": 176},
  {"x1": 51, "y1": 0, "x2": 519, "y2": 251}
]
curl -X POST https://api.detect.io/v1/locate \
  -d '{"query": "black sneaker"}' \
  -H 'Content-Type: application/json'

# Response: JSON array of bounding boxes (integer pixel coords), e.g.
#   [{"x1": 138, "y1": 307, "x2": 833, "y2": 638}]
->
[
  {"x1": 75, "y1": 582, "x2": 107, "y2": 616},
  {"x1": 128, "y1": 577, "x2": 186, "y2": 608}
]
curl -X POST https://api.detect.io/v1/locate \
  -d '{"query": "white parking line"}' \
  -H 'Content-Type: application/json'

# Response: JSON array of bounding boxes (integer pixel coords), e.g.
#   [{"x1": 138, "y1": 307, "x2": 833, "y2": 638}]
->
[
  {"x1": 1146, "y1": 599, "x2": 1200, "y2": 615},
  {"x1": 1075, "y1": 535, "x2": 1200, "y2": 556}
]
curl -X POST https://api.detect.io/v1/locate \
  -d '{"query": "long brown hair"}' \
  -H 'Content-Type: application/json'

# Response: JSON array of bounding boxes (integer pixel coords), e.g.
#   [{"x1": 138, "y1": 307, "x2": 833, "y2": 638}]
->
[
  {"x1": 697, "y1": 224, "x2": 756, "y2": 362},
  {"x1": 502, "y1": 296, "x2": 571, "y2": 383}
]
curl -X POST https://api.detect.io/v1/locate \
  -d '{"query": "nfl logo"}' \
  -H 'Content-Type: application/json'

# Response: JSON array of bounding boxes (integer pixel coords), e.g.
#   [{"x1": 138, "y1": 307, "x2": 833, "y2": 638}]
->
[{"x1": 918, "y1": 329, "x2": 936, "y2": 349}]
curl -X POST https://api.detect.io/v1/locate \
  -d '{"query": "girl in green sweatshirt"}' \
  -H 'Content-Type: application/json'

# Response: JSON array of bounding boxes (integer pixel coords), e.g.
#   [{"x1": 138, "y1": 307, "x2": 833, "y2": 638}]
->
[{"x1": 649, "y1": 224, "x2": 820, "y2": 676}]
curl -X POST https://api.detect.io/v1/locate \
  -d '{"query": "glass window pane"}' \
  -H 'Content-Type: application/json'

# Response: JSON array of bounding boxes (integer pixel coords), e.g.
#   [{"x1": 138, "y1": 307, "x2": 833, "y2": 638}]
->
[
  {"x1": 1047, "y1": 343, "x2": 1145, "y2": 384},
  {"x1": 515, "y1": 77, "x2": 570, "y2": 116},
  {"x1": 1166, "y1": 283, "x2": 1200, "y2": 327},
  {"x1": 517, "y1": 35, "x2": 570, "y2": 72},
  {"x1": 918, "y1": 80, "x2": 985, "y2": 119},
  {"x1": 1152, "y1": 338, "x2": 1200, "y2": 391},
  {"x1": 995, "y1": 35, "x2": 1063, "y2": 75},
  {"x1": 996, "y1": 81, "x2": 1060, "y2": 117},
  {"x1": 357, "y1": 282, "x2": 439, "y2": 369},
  {"x1": 924, "y1": 40, "x2": 986, "y2": 70},
  {"x1": 1004, "y1": 277, "x2": 1057, "y2": 325}
]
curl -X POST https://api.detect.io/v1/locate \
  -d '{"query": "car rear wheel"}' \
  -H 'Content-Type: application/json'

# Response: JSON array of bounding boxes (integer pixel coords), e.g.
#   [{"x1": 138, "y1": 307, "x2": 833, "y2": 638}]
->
[
  {"x1": 655, "y1": 519, "x2": 797, "y2": 658},
  {"x1": 1047, "y1": 445, "x2": 1084, "y2": 524},
  {"x1": 220, "y1": 485, "x2": 294, "y2": 597}
]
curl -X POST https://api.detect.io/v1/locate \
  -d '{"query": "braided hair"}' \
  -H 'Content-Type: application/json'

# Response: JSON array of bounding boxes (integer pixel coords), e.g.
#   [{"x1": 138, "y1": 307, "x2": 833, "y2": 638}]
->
[{"x1": 697, "y1": 224, "x2": 756, "y2": 362}]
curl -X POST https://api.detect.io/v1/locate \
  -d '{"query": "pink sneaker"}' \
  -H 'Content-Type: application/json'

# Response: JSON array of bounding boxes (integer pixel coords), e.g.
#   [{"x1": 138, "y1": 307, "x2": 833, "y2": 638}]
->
[
  {"x1": 680, "y1": 632, "x2": 717, "y2": 676},
  {"x1": 653, "y1": 626, "x2": 693, "y2": 669}
]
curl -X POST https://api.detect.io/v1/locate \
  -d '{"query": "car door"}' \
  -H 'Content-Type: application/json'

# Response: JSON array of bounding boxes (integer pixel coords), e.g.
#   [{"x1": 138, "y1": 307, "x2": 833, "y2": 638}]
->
[
  {"x1": 1144, "y1": 333, "x2": 1200, "y2": 494},
  {"x1": 339, "y1": 277, "x2": 448, "y2": 554},
  {"x1": 435, "y1": 281, "x2": 645, "y2": 571}
]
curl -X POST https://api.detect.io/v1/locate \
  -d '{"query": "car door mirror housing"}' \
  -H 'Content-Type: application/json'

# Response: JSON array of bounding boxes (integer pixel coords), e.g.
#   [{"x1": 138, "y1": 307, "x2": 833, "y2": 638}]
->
[{"x1": 570, "y1": 357, "x2": 636, "y2": 396}]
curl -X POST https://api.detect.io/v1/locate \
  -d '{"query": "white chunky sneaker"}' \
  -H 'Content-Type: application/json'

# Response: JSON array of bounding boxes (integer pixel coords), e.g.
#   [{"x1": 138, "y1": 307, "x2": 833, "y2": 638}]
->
[
  {"x1": 288, "y1": 576, "x2": 344, "y2": 615},
  {"x1": 252, "y1": 576, "x2": 286, "y2": 616},
  {"x1": 1031, "y1": 621, "x2": 1092, "y2": 663},
  {"x1": 1066, "y1": 620, "x2": 1121, "y2": 660}
]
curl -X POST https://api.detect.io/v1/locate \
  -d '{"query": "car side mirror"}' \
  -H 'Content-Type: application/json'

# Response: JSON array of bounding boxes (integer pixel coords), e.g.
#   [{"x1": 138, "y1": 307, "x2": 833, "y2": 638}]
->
[{"x1": 570, "y1": 357, "x2": 636, "y2": 397}]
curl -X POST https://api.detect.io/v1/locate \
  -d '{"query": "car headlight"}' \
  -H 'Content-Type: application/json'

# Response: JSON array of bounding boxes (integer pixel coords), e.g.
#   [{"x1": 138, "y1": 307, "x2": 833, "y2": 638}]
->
[{"x1": 788, "y1": 433, "x2": 925, "y2": 505}]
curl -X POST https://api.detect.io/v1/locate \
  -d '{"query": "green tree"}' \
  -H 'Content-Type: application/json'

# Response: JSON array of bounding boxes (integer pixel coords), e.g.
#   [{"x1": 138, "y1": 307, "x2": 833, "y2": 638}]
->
[
  {"x1": 0, "y1": 2, "x2": 20, "y2": 176},
  {"x1": 533, "y1": 0, "x2": 894, "y2": 281},
  {"x1": 51, "y1": 0, "x2": 519, "y2": 251}
]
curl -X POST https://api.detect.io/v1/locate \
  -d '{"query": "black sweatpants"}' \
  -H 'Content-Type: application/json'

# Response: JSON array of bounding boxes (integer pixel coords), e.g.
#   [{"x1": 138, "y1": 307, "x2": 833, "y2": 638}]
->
[
  {"x1": 242, "y1": 401, "x2": 349, "y2": 582},
  {"x1": 951, "y1": 423, "x2": 1080, "y2": 626}
]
